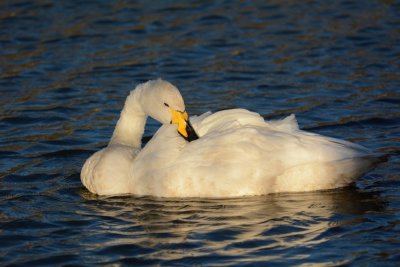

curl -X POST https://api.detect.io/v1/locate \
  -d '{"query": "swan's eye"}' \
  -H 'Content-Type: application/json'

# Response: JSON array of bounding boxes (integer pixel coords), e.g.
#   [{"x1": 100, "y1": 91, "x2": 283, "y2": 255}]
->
[{"x1": 164, "y1": 103, "x2": 169, "y2": 108}]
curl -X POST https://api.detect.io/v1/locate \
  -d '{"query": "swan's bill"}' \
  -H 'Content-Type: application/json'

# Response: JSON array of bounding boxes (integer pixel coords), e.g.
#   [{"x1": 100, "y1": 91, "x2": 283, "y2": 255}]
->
[
  {"x1": 184, "y1": 120, "x2": 199, "y2": 142},
  {"x1": 170, "y1": 109, "x2": 199, "y2": 142}
]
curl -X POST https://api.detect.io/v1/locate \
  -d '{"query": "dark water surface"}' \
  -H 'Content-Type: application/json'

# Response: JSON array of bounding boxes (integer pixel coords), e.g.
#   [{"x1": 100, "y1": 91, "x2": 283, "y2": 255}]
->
[{"x1": 1, "y1": 0, "x2": 400, "y2": 265}]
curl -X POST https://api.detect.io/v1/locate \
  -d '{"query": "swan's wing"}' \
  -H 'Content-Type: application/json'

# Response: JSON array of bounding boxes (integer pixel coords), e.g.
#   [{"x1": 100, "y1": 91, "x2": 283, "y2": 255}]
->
[
  {"x1": 191, "y1": 109, "x2": 265, "y2": 137},
  {"x1": 190, "y1": 111, "x2": 212, "y2": 125},
  {"x1": 165, "y1": 123, "x2": 379, "y2": 196},
  {"x1": 191, "y1": 109, "x2": 302, "y2": 136},
  {"x1": 267, "y1": 114, "x2": 299, "y2": 131},
  {"x1": 187, "y1": 109, "x2": 374, "y2": 168}
]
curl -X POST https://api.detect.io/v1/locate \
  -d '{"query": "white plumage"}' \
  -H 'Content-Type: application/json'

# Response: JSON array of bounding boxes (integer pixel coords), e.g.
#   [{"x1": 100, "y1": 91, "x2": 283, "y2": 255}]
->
[{"x1": 81, "y1": 79, "x2": 381, "y2": 197}]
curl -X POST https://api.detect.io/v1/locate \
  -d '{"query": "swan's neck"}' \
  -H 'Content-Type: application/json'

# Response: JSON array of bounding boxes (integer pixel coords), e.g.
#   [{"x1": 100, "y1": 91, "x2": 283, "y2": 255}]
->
[{"x1": 109, "y1": 91, "x2": 146, "y2": 149}]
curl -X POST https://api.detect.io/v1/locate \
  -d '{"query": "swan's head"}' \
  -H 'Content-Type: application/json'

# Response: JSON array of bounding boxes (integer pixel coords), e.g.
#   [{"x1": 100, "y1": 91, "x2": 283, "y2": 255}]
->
[{"x1": 136, "y1": 79, "x2": 199, "y2": 142}]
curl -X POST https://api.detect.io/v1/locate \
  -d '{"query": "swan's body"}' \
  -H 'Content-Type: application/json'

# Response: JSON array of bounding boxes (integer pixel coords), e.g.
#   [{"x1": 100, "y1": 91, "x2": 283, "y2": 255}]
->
[{"x1": 81, "y1": 79, "x2": 381, "y2": 197}]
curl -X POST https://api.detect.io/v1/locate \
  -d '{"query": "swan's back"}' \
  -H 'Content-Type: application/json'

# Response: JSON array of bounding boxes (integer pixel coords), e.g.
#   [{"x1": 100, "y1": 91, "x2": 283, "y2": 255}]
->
[{"x1": 133, "y1": 109, "x2": 382, "y2": 197}]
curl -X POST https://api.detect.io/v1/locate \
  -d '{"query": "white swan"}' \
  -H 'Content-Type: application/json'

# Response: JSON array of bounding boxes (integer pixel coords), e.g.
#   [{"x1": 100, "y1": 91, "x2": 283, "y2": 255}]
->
[{"x1": 81, "y1": 79, "x2": 382, "y2": 197}]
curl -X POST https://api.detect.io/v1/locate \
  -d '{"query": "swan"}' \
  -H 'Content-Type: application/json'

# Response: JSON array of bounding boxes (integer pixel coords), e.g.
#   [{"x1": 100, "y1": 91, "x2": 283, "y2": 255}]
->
[{"x1": 81, "y1": 79, "x2": 382, "y2": 197}]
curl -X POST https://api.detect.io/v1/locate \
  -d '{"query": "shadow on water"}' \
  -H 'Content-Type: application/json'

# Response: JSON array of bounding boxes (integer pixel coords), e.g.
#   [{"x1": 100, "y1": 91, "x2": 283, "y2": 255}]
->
[{"x1": 77, "y1": 187, "x2": 387, "y2": 265}]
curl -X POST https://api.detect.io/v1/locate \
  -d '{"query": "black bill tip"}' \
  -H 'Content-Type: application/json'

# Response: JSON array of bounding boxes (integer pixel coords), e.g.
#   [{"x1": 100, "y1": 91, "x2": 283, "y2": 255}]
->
[{"x1": 180, "y1": 120, "x2": 199, "y2": 142}]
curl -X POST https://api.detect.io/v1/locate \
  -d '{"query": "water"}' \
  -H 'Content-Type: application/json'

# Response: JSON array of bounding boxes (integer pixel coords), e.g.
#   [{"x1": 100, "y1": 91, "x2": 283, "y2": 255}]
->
[{"x1": 1, "y1": 0, "x2": 399, "y2": 265}]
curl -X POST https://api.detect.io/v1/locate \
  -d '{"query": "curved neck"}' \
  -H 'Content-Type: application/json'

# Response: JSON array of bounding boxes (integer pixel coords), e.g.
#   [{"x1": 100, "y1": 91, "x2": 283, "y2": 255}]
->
[{"x1": 109, "y1": 91, "x2": 147, "y2": 149}]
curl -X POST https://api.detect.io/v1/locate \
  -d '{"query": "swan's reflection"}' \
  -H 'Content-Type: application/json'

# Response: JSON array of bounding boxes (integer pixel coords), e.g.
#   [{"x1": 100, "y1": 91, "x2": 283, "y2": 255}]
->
[{"x1": 79, "y1": 187, "x2": 386, "y2": 262}]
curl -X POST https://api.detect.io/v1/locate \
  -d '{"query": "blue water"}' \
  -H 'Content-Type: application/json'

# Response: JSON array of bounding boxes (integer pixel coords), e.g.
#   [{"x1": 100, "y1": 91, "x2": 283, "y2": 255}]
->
[{"x1": 1, "y1": 0, "x2": 399, "y2": 265}]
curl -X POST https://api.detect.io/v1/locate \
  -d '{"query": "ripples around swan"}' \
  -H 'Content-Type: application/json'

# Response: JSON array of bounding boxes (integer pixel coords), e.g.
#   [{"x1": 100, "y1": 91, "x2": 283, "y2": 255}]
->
[
  {"x1": 0, "y1": 184, "x2": 391, "y2": 266},
  {"x1": 1, "y1": 0, "x2": 399, "y2": 265}
]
